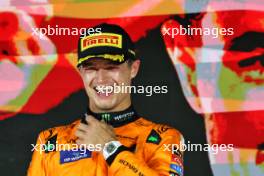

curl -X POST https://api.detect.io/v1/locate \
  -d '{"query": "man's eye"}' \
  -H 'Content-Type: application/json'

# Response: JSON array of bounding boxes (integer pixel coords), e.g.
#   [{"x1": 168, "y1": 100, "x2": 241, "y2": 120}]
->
[
  {"x1": 105, "y1": 66, "x2": 118, "y2": 70},
  {"x1": 83, "y1": 67, "x2": 97, "y2": 71}
]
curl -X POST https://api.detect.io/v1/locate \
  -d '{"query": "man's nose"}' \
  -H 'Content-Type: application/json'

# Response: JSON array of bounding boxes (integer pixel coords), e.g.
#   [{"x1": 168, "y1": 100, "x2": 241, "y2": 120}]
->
[{"x1": 96, "y1": 69, "x2": 109, "y2": 83}]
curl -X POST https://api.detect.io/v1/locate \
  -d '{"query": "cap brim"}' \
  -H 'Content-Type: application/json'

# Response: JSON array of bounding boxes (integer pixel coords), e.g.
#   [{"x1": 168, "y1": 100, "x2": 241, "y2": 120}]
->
[{"x1": 77, "y1": 54, "x2": 126, "y2": 67}]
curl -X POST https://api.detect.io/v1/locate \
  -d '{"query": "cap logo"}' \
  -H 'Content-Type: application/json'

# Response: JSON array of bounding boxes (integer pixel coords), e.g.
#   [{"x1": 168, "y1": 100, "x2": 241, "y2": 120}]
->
[{"x1": 81, "y1": 33, "x2": 122, "y2": 51}]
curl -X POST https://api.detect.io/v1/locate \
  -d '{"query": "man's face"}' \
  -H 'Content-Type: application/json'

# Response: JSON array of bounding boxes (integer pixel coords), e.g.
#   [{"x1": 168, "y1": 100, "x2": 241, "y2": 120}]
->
[
  {"x1": 163, "y1": 10, "x2": 264, "y2": 114},
  {"x1": 162, "y1": 5, "x2": 264, "y2": 176},
  {"x1": 200, "y1": 10, "x2": 264, "y2": 175},
  {"x1": 200, "y1": 10, "x2": 264, "y2": 112},
  {"x1": 79, "y1": 59, "x2": 139, "y2": 112}
]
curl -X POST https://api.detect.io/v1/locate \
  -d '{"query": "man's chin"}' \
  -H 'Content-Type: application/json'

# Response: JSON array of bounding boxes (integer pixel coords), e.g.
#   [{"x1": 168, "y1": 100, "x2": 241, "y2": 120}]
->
[
  {"x1": 93, "y1": 100, "x2": 117, "y2": 111},
  {"x1": 94, "y1": 105, "x2": 116, "y2": 111}
]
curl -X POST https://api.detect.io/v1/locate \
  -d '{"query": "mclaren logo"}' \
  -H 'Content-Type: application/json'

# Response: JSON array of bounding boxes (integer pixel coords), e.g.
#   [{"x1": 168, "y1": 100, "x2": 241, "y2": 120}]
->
[{"x1": 81, "y1": 33, "x2": 122, "y2": 51}]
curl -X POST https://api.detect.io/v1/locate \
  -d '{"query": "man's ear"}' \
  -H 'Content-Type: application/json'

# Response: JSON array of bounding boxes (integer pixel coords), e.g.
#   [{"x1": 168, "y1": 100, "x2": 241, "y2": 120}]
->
[
  {"x1": 130, "y1": 60, "x2": 140, "y2": 79},
  {"x1": 161, "y1": 19, "x2": 203, "y2": 113},
  {"x1": 77, "y1": 66, "x2": 84, "y2": 79}
]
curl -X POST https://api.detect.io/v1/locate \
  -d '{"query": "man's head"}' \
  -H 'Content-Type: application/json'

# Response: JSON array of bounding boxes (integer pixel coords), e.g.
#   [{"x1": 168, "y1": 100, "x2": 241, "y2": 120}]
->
[
  {"x1": 162, "y1": 0, "x2": 264, "y2": 175},
  {"x1": 77, "y1": 23, "x2": 140, "y2": 112},
  {"x1": 162, "y1": 7, "x2": 264, "y2": 114}
]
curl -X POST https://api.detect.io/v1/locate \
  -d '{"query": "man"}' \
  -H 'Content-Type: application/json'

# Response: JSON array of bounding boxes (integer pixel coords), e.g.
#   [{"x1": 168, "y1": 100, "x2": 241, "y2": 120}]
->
[
  {"x1": 161, "y1": 0, "x2": 264, "y2": 175},
  {"x1": 0, "y1": 9, "x2": 57, "y2": 119},
  {"x1": 27, "y1": 23, "x2": 184, "y2": 176}
]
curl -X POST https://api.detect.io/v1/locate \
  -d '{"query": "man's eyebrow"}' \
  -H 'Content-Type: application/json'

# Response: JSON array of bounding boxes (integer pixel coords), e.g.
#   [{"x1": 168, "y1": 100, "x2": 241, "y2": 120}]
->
[
  {"x1": 82, "y1": 62, "x2": 94, "y2": 67},
  {"x1": 227, "y1": 32, "x2": 264, "y2": 51}
]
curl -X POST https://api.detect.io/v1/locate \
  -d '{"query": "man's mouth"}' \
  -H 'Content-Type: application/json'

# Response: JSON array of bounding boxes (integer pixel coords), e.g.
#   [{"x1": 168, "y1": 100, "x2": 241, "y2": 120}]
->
[
  {"x1": 223, "y1": 54, "x2": 264, "y2": 84},
  {"x1": 237, "y1": 56, "x2": 264, "y2": 84},
  {"x1": 93, "y1": 85, "x2": 114, "y2": 97},
  {"x1": 238, "y1": 55, "x2": 264, "y2": 68}
]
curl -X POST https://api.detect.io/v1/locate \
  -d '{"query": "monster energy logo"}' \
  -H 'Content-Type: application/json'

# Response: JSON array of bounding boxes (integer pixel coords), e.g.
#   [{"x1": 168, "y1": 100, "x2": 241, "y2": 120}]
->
[{"x1": 101, "y1": 113, "x2": 111, "y2": 122}]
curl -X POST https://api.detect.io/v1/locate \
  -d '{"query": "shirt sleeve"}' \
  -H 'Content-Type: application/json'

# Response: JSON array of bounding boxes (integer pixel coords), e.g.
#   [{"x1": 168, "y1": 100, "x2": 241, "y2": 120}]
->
[
  {"x1": 27, "y1": 132, "x2": 46, "y2": 176},
  {"x1": 107, "y1": 129, "x2": 184, "y2": 176}
]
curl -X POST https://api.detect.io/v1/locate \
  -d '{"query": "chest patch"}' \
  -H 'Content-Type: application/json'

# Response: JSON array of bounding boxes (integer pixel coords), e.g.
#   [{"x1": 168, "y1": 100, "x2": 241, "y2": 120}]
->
[
  {"x1": 60, "y1": 149, "x2": 92, "y2": 164},
  {"x1": 146, "y1": 129, "x2": 161, "y2": 145}
]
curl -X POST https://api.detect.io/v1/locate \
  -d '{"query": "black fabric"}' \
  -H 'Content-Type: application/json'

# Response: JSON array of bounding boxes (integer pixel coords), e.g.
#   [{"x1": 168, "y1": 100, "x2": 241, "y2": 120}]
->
[
  {"x1": 81, "y1": 105, "x2": 139, "y2": 127},
  {"x1": 106, "y1": 145, "x2": 131, "y2": 166}
]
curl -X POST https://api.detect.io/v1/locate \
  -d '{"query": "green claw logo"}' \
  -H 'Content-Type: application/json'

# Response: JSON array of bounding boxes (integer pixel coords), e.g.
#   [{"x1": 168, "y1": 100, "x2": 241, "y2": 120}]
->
[{"x1": 102, "y1": 113, "x2": 110, "y2": 122}]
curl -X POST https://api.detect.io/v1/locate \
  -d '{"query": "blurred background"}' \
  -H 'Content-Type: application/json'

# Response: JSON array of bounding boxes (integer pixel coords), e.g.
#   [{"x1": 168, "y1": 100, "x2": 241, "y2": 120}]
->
[{"x1": 0, "y1": 0, "x2": 263, "y2": 176}]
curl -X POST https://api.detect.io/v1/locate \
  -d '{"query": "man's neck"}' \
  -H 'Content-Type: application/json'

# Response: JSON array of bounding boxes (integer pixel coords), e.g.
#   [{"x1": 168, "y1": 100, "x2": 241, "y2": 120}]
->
[
  {"x1": 84, "y1": 104, "x2": 139, "y2": 127},
  {"x1": 89, "y1": 101, "x2": 132, "y2": 113}
]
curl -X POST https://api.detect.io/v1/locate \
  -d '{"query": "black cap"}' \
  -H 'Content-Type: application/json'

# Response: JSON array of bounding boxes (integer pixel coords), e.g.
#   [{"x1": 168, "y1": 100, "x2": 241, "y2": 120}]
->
[{"x1": 77, "y1": 23, "x2": 136, "y2": 67}]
